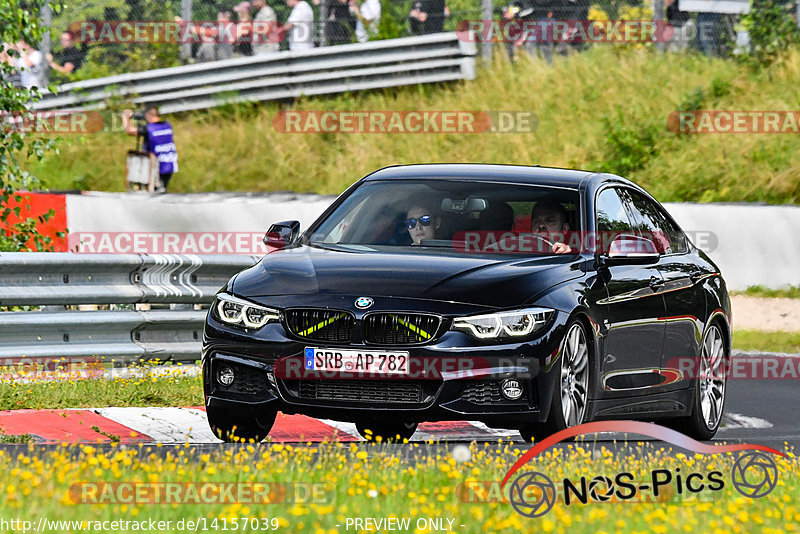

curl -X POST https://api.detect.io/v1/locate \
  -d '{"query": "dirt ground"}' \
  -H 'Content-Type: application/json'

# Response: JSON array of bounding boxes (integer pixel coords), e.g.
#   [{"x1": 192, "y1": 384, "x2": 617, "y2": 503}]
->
[{"x1": 731, "y1": 295, "x2": 800, "y2": 332}]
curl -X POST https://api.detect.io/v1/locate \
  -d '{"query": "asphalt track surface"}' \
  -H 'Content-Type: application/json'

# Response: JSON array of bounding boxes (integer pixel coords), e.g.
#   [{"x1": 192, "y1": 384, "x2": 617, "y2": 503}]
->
[{"x1": 1, "y1": 351, "x2": 797, "y2": 455}]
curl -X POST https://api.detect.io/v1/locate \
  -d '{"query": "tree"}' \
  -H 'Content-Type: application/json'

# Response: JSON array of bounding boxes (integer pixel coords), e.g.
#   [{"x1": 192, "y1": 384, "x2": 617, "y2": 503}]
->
[{"x1": 1, "y1": 0, "x2": 63, "y2": 252}]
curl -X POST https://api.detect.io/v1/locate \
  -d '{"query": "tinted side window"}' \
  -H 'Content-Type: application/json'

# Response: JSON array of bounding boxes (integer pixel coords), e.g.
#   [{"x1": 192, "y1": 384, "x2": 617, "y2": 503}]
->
[
  {"x1": 626, "y1": 191, "x2": 688, "y2": 254},
  {"x1": 596, "y1": 188, "x2": 634, "y2": 233},
  {"x1": 596, "y1": 188, "x2": 635, "y2": 253}
]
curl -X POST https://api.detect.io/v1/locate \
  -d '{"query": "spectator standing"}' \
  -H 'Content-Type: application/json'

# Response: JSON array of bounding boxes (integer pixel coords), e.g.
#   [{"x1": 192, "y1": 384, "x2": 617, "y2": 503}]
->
[
  {"x1": 233, "y1": 1, "x2": 254, "y2": 56},
  {"x1": 252, "y1": 0, "x2": 280, "y2": 54},
  {"x1": 1, "y1": 43, "x2": 22, "y2": 89},
  {"x1": 502, "y1": 0, "x2": 535, "y2": 62},
  {"x1": 217, "y1": 10, "x2": 236, "y2": 60},
  {"x1": 696, "y1": 12, "x2": 720, "y2": 56},
  {"x1": 665, "y1": 0, "x2": 692, "y2": 51},
  {"x1": 352, "y1": 0, "x2": 381, "y2": 42},
  {"x1": 14, "y1": 41, "x2": 43, "y2": 89},
  {"x1": 195, "y1": 25, "x2": 219, "y2": 62},
  {"x1": 285, "y1": 0, "x2": 316, "y2": 50},
  {"x1": 122, "y1": 106, "x2": 179, "y2": 193},
  {"x1": 409, "y1": 0, "x2": 447, "y2": 35},
  {"x1": 47, "y1": 31, "x2": 85, "y2": 76},
  {"x1": 532, "y1": 0, "x2": 562, "y2": 64},
  {"x1": 174, "y1": 16, "x2": 218, "y2": 62},
  {"x1": 317, "y1": 0, "x2": 356, "y2": 45}
]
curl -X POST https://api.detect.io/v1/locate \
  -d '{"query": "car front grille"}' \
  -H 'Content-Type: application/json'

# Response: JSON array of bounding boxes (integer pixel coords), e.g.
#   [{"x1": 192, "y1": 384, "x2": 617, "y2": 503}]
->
[
  {"x1": 297, "y1": 380, "x2": 423, "y2": 404},
  {"x1": 284, "y1": 309, "x2": 355, "y2": 343},
  {"x1": 461, "y1": 381, "x2": 503, "y2": 405},
  {"x1": 363, "y1": 313, "x2": 441, "y2": 345}
]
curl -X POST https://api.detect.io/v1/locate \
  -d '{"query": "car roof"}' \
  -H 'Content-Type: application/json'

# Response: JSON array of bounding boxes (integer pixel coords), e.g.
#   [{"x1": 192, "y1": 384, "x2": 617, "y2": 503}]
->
[{"x1": 363, "y1": 164, "x2": 598, "y2": 189}]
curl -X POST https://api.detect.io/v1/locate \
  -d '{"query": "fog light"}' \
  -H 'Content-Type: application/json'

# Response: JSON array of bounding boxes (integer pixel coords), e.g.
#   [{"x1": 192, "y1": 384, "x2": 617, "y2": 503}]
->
[
  {"x1": 501, "y1": 379, "x2": 523, "y2": 400},
  {"x1": 217, "y1": 366, "x2": 235, "y2": 386}
]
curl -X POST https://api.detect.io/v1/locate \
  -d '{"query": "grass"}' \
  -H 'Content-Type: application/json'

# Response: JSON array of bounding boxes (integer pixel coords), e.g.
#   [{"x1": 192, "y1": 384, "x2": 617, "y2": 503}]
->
[
  {"x1": 732, "y1": 285, "x2": 800, "y2": 299},
  {"x1": 28, "y1": 46, "x2": 800, "y2": 204},
  {"x1": 0, "y1": 433, "x2": 32, "y2": 443},
  {"x1": 732, "y1": 330, "x2": 800, "y2": 354},
  {"x1": 0, "y1": 441, "x2": 796, "y2": 533},
  {"x1": 0, "y1": 372, "x2": 201, "y2": 410}
]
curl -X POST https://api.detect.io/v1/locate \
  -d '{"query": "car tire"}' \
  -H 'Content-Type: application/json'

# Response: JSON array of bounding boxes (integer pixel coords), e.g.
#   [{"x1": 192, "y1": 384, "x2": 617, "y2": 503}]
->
[
  {"x1": 520, "y1": 319, "x2": 594, "y2": 443},
  {"x1": 668, "y1": 323, "x2": 727, "y2": 440},
  {"x1": 207, "y1": 406, "x2": 277, "y2": 443},
  {"x1": 356, "y1": 421, "x2": 418, "y2": 442}
]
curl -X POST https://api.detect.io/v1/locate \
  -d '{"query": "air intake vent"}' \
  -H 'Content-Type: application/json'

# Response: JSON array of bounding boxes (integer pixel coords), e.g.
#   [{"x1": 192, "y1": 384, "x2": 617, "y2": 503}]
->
[{"x1": 298, "y1": 380, "x2": 423, "y2": 403}]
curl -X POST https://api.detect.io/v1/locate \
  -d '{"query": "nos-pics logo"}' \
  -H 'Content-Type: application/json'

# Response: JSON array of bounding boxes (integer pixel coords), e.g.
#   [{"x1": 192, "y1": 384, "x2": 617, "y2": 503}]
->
[{"x1": 502, "y1": 421, "x2": 782, "y2": 518}]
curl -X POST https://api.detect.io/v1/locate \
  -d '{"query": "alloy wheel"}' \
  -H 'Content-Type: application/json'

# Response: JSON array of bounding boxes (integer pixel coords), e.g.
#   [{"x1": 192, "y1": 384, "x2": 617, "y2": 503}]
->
[
  {"x1": 699, "y1": 325, "x2": 726, "y2": 430},
  {"x1": 560, "y1": 323, "x2": 589, "y2": 427}
]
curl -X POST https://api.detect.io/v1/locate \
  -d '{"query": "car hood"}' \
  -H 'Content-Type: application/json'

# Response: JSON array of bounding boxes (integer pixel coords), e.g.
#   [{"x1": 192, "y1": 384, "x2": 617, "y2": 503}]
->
[{"x1": 231, "y1": 244, "x2": 584, "y2": 308}]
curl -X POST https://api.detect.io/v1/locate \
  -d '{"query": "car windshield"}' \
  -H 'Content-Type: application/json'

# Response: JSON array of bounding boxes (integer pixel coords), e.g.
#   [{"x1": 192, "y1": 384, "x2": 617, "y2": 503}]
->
[{"x1": 308, "y1": 179, "x2": 580, "y2": 255}]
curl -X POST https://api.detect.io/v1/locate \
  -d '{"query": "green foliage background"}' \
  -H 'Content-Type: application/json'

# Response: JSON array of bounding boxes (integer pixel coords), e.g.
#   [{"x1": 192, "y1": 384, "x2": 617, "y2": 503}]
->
[{"x1": 1, "y1": 0, "x2": 62, "y2": 251}]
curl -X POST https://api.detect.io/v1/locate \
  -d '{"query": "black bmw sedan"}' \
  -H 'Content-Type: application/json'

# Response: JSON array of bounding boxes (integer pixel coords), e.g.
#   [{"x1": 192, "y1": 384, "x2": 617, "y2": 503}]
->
[{"x1": 202, "y1": 164, "x2": 730, "y2": 442}]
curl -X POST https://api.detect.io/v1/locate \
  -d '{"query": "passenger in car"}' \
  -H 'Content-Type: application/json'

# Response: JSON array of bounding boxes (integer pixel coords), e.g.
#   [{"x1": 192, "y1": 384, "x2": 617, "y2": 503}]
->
[{"x1": 405, "y1": 204, "x2": 442, "y2": 245}]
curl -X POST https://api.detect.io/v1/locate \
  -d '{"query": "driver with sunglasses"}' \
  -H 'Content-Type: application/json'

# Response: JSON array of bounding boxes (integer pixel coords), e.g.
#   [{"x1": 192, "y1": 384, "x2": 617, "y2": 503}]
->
[{"x1": 405, "y1": 204, "x2": 441, "y2": 245}]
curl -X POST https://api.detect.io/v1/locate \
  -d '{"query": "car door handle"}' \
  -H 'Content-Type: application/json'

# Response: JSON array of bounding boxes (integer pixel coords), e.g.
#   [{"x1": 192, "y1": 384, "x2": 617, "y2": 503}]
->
[{"x1": 649, "y1": 276, "x2": 665, "y2": 291}]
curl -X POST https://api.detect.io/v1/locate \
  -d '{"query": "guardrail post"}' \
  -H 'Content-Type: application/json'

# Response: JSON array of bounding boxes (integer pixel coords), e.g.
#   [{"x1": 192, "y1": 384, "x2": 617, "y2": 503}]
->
[
  {"x1": 181, "y1": 0, "x2": 193, "y2": 61},
  {"x1": 40, "y1": 0, "x2": 52, "y2": 86},
  {"x1": 480, "y1": 0, "x2": 493, "y2": 60},
  {"x1": 320, "y1": 1, "x2": 329, "y2": 47},
  {"x1": 652, "y1": 0, "x2": 666, "y2": 52}
]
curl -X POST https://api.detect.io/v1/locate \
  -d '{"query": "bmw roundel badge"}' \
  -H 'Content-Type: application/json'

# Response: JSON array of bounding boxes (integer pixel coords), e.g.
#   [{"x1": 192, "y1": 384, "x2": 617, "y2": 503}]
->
[{"x1": 354, "y1": 297, "x2": 374, "y2": 309}]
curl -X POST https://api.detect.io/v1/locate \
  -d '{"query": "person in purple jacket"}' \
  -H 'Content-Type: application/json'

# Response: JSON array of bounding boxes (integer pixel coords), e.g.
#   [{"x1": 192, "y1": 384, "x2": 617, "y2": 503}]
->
[{"x1": 122, "y1": 105, "x2": 179, "y2": 193}]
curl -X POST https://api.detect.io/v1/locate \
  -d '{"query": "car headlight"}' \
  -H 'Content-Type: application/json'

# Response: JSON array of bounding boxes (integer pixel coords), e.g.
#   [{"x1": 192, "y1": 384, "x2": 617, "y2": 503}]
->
[
  {"x1": 213, "y1": 293, "x2": 280, "y2": 329},
  {"x1": 452, "y1": 308, "x2": 553, "y2": 340}
]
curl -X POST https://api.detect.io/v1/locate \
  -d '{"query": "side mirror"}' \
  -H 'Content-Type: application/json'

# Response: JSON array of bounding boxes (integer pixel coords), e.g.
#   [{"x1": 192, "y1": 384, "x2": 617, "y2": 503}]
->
[
  {"x1": 263, "y1": 220, "x2": 301, "y2": 249},
  {"x1": 601, "y1": 234, "x2": 659, "y2": 265}
]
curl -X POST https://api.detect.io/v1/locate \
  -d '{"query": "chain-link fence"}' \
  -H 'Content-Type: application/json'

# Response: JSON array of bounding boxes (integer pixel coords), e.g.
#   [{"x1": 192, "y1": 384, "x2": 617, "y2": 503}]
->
[{"x1": 26, "y1": 0, "x2": 800, "y2": 83}]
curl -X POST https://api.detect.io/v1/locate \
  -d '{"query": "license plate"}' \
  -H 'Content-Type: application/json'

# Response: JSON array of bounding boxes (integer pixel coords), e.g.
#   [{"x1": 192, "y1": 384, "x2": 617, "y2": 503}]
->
[{"x1": 304, "y1": 347, "x2": 409, "y2": 375}]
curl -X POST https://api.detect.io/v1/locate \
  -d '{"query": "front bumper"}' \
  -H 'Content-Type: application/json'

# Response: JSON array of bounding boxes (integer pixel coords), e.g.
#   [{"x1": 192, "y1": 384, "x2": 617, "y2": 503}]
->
[{"x1": 202, "y1": 308, "x2": 570, "y2": 427}]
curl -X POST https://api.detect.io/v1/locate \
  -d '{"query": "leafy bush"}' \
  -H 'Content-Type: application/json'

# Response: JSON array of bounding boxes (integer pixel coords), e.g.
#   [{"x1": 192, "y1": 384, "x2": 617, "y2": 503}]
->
[
  {"x1": 593, "y1": 109, "x2": 660, "y2": 175},
  {"x1": 740, "y1": 0, "x2": 799, "y2": 66},
  {"x1": 1, "y1": 0, "x2": 62, "y2": 252}
]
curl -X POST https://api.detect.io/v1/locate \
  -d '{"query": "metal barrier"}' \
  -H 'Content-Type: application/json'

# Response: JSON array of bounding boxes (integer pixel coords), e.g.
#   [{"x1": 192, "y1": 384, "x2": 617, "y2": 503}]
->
[
  {"x1": 34, "y1": 33, "x2": 477, "y2": 114},
  {"x1": 0, "y1": 253, "x2": 260, "y2": 364},
  {"x1": 0, "y1": 253, "x2": 259, "y2": 306},
  {"x1": 0, "y1": 310, "x2": 205, "y2": 362}
]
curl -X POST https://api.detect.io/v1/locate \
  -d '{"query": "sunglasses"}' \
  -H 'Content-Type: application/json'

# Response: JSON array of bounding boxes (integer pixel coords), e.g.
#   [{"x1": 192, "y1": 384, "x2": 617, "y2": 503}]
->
[{"x1": 404, "y1": 215, "x2": 433, "y2": 229}]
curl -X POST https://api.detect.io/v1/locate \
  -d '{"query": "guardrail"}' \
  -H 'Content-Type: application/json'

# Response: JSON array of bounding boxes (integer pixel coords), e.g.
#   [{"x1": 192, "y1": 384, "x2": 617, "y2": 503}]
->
[
  {"x1": 0, "y1": 253, "x2": 260, "y2": 364},
  {"x1": 33, "y1": 33, "x2": 478, "y2": 114}
]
